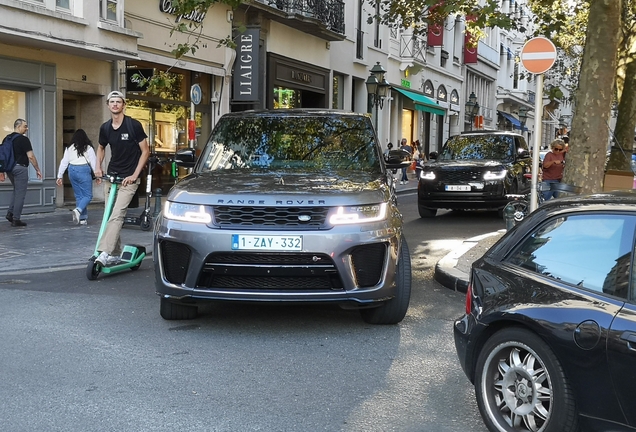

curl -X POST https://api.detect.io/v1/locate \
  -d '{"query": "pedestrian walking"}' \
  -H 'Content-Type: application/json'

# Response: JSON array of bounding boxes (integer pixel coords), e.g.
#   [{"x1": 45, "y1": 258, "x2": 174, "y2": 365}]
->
[
  {"x1": 399, "y1": 138, "x2": 412, "y2": 184},
  {"x1": 94, "y1": 90, "x2": 150, "y2": 266},
  {"x1": 541, "y1": 139, "x2": 566, "y2": 201},
  {"x1": 0, "y1": 118, "x2": 42, "y2": 227},
  {"x1": 56, "y1": 129, "x2": 97, "y2": 225}
]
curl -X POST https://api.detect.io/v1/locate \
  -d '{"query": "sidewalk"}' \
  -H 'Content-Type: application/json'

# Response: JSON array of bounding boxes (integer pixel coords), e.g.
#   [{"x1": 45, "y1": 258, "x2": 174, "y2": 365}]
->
[
  {"x1": 434, "y1": 230, "x2": 506, "y2": 293},
  {"x1": 0, "y1": 206, "x2": 154, "y2": 275},
  {"x1": 0, "y1": 175, "x2": 420, "y2": 276}
]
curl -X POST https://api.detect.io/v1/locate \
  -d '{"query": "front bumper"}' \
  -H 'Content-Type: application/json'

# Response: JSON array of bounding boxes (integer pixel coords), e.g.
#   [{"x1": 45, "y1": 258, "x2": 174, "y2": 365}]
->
[{"x1": 154, "y1": 216, "x2": 403, "y2": 306}]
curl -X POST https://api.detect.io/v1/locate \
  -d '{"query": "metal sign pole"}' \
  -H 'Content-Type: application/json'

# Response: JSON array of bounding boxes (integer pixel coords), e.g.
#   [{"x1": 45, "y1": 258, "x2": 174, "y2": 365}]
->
[{"x1": 530, "y1": 73, "x2": 544, "y2": 212}]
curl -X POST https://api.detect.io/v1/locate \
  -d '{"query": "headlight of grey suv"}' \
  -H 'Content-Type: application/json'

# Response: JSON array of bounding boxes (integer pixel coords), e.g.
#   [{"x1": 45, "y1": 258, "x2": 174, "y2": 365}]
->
[{"x1": 164, "y1": 202, "x2": 212, "y2": 223}]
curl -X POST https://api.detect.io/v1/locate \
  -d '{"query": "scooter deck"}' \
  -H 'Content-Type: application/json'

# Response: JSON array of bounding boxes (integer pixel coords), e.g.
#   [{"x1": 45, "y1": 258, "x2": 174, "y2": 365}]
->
[{"x1": 100, "y1": 252, "x2": 146, "y2": 274}]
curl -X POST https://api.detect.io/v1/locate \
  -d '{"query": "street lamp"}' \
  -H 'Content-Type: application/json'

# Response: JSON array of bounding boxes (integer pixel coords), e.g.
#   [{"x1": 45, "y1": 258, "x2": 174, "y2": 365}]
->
[
  {"x1": 518, "y1": 106, "x2": 529, "y2": 129},
  {"x1": 465, "y1": 91, "x2": 480, "y2": 130},
  {"x1": 365, "y1": 62, "x2": 390, "y2": 109}
]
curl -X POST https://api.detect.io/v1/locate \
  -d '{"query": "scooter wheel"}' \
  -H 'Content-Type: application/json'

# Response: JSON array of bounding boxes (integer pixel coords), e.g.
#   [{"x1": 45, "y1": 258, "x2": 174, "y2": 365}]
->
[
  {"x1": 86, "y1": 257, "x2": 100, "y2": 280},
  {"x1": 131, "y1": 263, "x2": 141, "y2": 271},
  {"x1": 140, "y1": 215, "x2": 152, "y2": 231}
]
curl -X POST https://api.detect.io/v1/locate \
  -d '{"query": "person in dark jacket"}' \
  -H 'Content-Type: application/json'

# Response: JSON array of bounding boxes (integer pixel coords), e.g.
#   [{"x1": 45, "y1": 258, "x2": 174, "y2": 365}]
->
[{"x1": 0, "y1": 118, "x2": 42, "y2": 227}]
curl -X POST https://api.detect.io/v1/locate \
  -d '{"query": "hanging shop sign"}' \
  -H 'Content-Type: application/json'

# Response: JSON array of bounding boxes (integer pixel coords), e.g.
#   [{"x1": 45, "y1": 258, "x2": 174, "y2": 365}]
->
[
  {"x1": 233, "y1": 28, "x2": 260, "y2": 103},
  {"x1": 159, "y1": 0, "x2": 206, "y2": 23},
  {"x1": 126, "y1": 68, "x2": 154, "y2": 93}
]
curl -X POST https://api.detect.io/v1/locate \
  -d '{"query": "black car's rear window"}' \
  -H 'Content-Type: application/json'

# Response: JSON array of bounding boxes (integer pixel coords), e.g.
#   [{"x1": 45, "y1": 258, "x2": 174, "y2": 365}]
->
[
  {"x1": 438, "y1": 135, "x2": 514, "y2": 161},
  {"x1": 197, "y1": 115, "x2": 380, "y2": 173}
]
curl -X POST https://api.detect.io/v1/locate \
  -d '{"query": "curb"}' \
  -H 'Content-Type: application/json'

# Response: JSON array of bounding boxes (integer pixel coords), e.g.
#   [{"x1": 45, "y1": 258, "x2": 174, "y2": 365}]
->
[{"x1": 434, "y1": 231, "x2": 504, "y2": 294}]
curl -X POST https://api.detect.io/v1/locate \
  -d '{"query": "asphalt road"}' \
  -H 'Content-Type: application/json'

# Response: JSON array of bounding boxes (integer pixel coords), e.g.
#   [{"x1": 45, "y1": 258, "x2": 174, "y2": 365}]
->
[{"x1": 0, "y1": 192, "x2": 505, "y2": 432}]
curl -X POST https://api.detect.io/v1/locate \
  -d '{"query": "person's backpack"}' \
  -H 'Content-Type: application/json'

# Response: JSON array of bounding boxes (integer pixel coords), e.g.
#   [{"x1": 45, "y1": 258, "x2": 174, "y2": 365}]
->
[{"x1": 0, "y1": 133, "x2": 17, "y2": 173}]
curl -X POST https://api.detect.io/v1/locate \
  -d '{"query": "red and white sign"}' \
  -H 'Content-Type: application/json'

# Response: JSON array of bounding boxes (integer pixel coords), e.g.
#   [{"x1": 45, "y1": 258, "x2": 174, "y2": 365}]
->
[{"x1": 520, "y1": 37, "x2": 557, "y2": 74}]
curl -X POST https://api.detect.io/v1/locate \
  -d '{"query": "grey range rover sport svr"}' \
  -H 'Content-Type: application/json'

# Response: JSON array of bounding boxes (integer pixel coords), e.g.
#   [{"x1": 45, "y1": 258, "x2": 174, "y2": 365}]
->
[{"x1": 154, "y1": 109, "x2": 412, "y2": 324}]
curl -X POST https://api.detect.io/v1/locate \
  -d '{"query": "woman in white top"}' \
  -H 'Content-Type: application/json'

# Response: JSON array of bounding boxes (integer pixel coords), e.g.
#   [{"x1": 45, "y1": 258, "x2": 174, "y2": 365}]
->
[{"x1": 56, "y1": 129, "x2": 97, "y2": 225}]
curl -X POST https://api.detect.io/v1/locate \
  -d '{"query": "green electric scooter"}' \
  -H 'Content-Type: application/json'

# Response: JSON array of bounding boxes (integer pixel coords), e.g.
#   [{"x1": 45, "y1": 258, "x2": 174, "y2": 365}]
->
[{"x1": 86, "y1": 174, "x2": 147, "y2": 280}]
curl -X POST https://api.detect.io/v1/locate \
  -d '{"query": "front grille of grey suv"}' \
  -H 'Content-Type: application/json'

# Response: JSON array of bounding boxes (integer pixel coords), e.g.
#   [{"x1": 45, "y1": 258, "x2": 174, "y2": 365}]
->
[
  {"x1": 196, "y1": 252, "x2": 345, "y2": 290},
  {"x1": 213, "y1": 206, "x2": 330, "y2": 230}
]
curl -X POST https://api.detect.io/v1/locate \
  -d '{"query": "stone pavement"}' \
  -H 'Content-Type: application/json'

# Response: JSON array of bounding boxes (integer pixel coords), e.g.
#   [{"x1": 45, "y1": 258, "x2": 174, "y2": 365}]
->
[{"x1": 0, "y1": 205, "x2": 154, "y2": 275}]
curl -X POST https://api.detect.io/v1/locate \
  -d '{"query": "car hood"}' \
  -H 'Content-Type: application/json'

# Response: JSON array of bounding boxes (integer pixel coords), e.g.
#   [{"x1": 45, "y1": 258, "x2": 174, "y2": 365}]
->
[
  {"x1": 423, "y1": 160, "x2": 507, "y2": 169},
  {"x1": 167, "y1": 170, "x2": 391, "y2": 206}
]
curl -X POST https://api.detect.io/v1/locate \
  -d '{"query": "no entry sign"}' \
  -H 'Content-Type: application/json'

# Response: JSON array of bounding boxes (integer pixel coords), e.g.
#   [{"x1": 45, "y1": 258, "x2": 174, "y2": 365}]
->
[{"x1": 520, "y1": 37, "x2": 557, "y2": 74}]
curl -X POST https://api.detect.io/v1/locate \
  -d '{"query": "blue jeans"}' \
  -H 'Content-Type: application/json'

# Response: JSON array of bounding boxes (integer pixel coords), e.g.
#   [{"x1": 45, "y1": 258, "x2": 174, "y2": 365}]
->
[
  {"x1": 68, "y1": 164, "x2": 93, "y2": 221},
  {"x1": 7, "y1": 164, "x2": 29, "y2": 220},
  {"x1": 401, "y1": 167, "x2": 409, "y2": 181},
  {"x1": 541, "y1": 179, "x2": 561, "y2": 201}
]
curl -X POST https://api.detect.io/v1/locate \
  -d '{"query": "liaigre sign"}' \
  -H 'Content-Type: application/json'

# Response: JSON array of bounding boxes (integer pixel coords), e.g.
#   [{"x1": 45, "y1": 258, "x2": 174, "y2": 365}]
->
[
  {"x1": 233, "y1": 28, "x2": 260, "y2": 103},
  {"x1": 159, "y1": 0, "x2": 206, "y2": 23}
]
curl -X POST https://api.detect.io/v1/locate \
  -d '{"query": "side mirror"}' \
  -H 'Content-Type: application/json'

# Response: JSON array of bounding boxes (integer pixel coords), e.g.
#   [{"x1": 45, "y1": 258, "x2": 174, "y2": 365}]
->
[
  {"x1": 429, "y1": 151, "x2": 438, "y2": 160},
  {"x1": 174, "y1": 148, "x2": 196, "y2": 168},
  {"x1": 519, "y1": 150, "x2": 531, "y2": 159}
]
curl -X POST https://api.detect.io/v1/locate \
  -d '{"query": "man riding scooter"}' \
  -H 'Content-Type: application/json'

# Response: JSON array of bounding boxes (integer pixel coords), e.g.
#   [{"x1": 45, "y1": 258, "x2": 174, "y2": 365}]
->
[{"x1": 94, "y1": 91, "x2": 150, "y2": 266}]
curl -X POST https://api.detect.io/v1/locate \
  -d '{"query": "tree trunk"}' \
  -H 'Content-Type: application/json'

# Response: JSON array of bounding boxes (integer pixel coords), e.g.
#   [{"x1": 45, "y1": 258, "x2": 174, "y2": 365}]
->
[
  {"x1": 563, "y1": 0, "x2": 622, "y2": 193},
  {"x1": 607, "y1": 57, "x2": 636, "y2": 171}
]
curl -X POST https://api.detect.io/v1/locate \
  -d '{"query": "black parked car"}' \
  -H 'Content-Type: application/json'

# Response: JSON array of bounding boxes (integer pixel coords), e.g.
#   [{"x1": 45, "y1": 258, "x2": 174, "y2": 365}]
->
[
  {"x1": 454, "y1": 191, "x2": 636, "y2": 432},
  {"x1": 418, "y1": 131, "x2": 532, "y2": 217}
]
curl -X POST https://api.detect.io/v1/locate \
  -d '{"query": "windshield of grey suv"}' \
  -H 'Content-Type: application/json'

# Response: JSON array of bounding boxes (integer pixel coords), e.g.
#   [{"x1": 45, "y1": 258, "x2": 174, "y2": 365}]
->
[
  {"x1": 197, "y1": 115, "x2": 381, "y2": 173},
  {"x1": 438, "y1": 135, "x2": 514, "y2": 161}
]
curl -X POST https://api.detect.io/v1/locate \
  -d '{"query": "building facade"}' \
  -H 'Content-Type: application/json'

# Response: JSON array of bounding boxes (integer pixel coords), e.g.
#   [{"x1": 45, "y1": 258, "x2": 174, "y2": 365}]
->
[{"x1": 1, "y1": 0, "x2": 546, "y2": 215}]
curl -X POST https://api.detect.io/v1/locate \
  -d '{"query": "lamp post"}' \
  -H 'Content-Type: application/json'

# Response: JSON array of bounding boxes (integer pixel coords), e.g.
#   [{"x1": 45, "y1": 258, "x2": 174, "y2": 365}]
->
[
  {"x1": 465, "y1": 91, "x2": 480, "y2": 130},
  {"x1": 518, "y1": 106, "x2": 528, "y2": 130},
  {"x1": 365, "y1": 62, "x2": 390, "y2": 130}
]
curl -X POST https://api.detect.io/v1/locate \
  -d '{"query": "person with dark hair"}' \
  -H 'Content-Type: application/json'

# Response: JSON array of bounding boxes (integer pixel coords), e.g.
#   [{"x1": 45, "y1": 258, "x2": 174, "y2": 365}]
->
[
  {"x1": 0, "y1": 118, "x2": 42, "y2": 227},
  {"x1": 94, "y1": 90, "x2": 149, "y2": 266},
  {"x1": 56, "y1": 129, "x2": 97, "y2": 225}
]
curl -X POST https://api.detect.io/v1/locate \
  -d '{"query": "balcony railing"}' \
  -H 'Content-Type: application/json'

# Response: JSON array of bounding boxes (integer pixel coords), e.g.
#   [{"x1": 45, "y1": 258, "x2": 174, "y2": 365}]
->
[
  {"x1": 253, "y1": 0, "x2": 345, "y2": 39},
  {"x1": 399, "y1": 30, "x2": 426, "y2": 66}
]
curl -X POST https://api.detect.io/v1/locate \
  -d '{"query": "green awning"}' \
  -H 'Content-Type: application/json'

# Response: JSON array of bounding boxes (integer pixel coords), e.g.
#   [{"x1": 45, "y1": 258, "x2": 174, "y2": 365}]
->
[{"x1": 393, "y1": 87, "x2": 446, "y2": 116}]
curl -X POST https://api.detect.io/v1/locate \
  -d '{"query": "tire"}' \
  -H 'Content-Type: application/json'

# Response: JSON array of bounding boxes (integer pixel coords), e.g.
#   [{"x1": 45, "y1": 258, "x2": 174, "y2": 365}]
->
[
  {"x1": 131, "y1": 263, "x2": 141, "y2": 271},
  {"x1": 360, "y1": 237, "x2": 412, "y2": 325},
  {"x1": 140, "y1": 213, "x2": 152, "y2": 231},
  {"x1": 474, "y1": 328, "x2": 578, "y2": 432},
  {"x1": 86, "y1": 257, "x2": 100, "y2": 280},
  {"x1": 160, "y1": 297, "x2": 198, "y2": 320},
  {"x1": 418, "y1": 206, "x2": 437, "y2": 218}
]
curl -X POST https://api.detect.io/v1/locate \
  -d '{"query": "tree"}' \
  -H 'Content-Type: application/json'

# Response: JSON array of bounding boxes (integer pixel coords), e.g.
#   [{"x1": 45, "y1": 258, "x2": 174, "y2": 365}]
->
[
  {"x1": 563, "y1": 0, "x2": 622, "y2": 193},
  {"x1": 606, "y1": 0, "x2": 636, "y2": 172}
]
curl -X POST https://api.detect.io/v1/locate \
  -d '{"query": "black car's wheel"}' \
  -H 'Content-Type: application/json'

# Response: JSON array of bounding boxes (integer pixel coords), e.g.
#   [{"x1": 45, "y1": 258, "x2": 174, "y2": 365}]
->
[
  {"x1": 360, "y1": 237, "x2": 412, "y2": 325},
  {"x1": 86, "y1": 257, "x2": 100, "y2": 280},
  {"x1": 160, "y1": 297, "x2": 198, "y2": 320},
  {"x1": 475, "y1": 328, "x2": 578, "y2": 432},
  {"x1": 418, "y1": 206, "x2": 437, "y2": 218}
]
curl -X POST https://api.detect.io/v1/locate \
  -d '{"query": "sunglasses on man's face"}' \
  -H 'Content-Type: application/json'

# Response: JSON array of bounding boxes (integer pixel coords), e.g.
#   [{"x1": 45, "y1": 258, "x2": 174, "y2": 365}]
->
[{"x1": 554, "y1": 148, "x2": 564, "y2": 152}]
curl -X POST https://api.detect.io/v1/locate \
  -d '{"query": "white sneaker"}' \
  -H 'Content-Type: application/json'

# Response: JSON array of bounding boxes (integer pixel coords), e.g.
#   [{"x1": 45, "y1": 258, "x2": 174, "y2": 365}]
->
[
  {"x1": 72, "y1": 208, "x2": 80, "y2": 225},
  {"x1": 79, "y1": 220, "x2": 87, "y2": 226},
  {"x1": 96, "y1": 251, "x2": 120, "y2": 266},
  {"x1": 400, "y1": 181, "x2": 404, "y2": 185}
]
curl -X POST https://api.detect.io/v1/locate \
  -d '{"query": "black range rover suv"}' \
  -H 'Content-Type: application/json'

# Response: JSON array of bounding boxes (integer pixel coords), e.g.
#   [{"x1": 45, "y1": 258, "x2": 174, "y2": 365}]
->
[{"x1": 417, "y1": 131, "x2": 532, "y2": 217}]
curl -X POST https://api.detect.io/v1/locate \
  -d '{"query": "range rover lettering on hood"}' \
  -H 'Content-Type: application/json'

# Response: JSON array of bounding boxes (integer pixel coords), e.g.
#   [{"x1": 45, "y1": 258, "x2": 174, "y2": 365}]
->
[{"x1": 216, "y1": 199, "x2": 327, "y2": 205}]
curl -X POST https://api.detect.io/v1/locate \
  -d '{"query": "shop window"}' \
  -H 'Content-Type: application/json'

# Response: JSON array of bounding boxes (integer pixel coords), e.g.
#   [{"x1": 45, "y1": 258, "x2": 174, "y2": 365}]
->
[
  {"x1": 23, "y1": 0, "x2": 74, "y2": 13},
  {"x1": 0, "y1": 89, "x2": 27, "y2": 137},
  {"x1": 273, "y1": 87, "x2": 301, "y2": 109}
]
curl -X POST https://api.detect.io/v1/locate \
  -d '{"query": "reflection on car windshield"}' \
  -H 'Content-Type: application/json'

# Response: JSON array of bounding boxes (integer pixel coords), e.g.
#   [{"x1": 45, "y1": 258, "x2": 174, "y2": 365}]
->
[
  {"x1": 198, "y1": 115, "x2": 380, "y2": 173},
  {"x1": 439, "y1": 135, "x2": 514, "y2": 161}
]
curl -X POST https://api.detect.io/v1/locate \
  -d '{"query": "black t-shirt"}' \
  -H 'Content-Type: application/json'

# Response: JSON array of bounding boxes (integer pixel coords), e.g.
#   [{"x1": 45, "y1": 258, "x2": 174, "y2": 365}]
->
[
  {"x1": 10, "y1": 133, "x2": 33, "y2": 167},
  {"x1": 98, "y1": 116, "x2": 147, "y2": 177}
]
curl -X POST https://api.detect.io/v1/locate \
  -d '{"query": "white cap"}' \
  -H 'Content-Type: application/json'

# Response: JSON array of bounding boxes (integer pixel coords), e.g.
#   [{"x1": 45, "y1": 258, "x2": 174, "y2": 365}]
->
[{"x1": 106, "y1": 91, "x2": 126, "y2": 103}]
